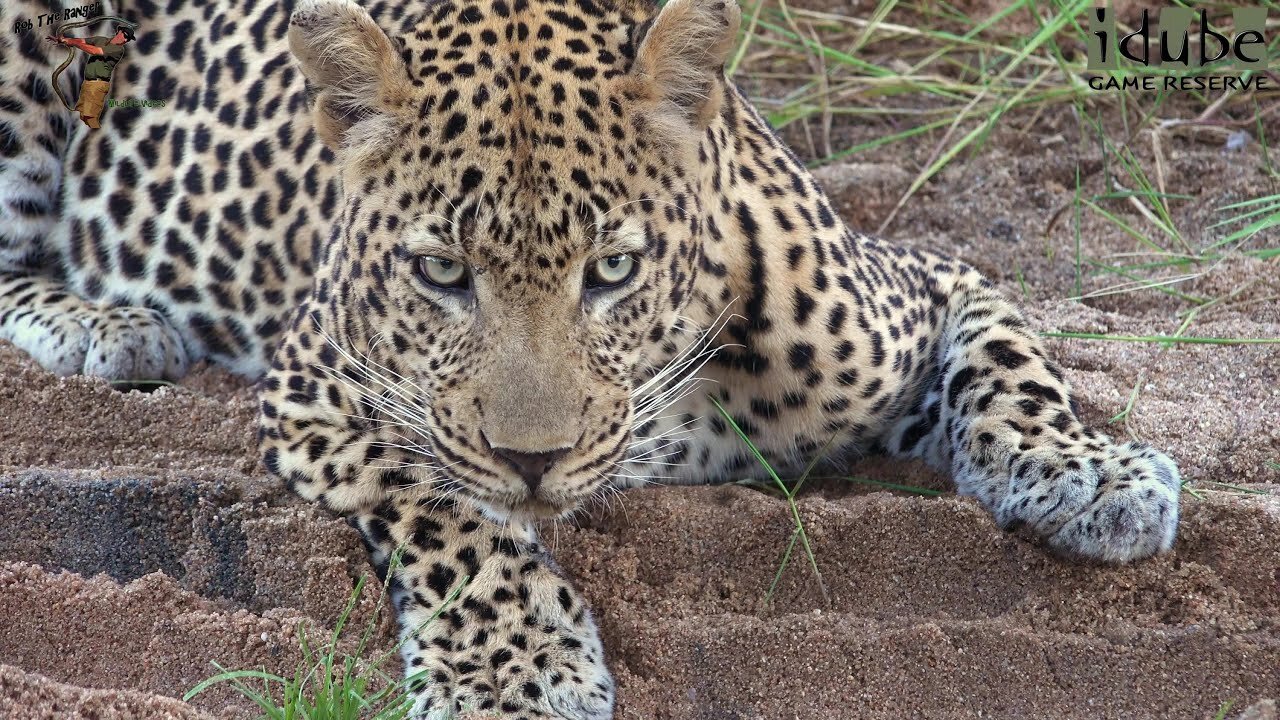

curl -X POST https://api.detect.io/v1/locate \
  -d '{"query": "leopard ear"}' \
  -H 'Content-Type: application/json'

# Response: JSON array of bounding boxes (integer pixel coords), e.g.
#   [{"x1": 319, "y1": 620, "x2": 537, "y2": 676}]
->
[
  {"x1": 627, "y1": 0, "x2": 741, "y2": 128},
  {"x1": 288, "y1": 0, "x2": 412, "y2": 158}
]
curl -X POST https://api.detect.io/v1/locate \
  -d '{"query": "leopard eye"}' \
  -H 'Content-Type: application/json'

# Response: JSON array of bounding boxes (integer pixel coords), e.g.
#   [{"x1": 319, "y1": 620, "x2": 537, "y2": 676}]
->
[
  {"x1": 586, "y1": 254, "x2": 636, "y2": 289},
  {"x1": 415, "y1": 256, "x2": 469, "y2": 290}
]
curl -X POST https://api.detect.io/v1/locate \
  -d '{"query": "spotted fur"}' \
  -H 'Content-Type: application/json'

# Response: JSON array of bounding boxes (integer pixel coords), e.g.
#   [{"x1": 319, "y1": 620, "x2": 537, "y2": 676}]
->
[{"x1": 0, "y1": 0, "x2": 1180, "y2": 716}]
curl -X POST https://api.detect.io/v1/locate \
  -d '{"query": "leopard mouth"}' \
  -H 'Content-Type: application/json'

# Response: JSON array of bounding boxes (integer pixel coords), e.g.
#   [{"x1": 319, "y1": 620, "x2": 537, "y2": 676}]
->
[
  {"x1": 512, "y1": 495, "x2": 577, "y2": 519},
  {"x1": 465, "y1": 487, "x2": 583, "y2": 522}
]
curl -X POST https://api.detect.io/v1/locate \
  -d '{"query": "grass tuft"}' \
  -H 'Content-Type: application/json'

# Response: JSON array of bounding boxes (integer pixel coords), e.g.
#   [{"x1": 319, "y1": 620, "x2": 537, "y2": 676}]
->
[
  {"x1": 732, "y1": 0, "x2": 1279, "y2": 331},
  {"x1": 186, "y1": 547, "x2": 467, "y2": 719}
]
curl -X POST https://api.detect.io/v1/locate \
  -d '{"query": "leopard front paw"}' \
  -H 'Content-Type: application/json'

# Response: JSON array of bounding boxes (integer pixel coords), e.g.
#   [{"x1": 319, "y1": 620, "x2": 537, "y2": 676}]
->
[
  {"x1": 76, "y1": 306, "x2": 190, "y2": 382},
  {"x1": 410, "y1": 614, "x2": 614, "y2": 720},
  {"x1": 400, "y1": 560, "x2": 614, "y2": 720},
  {"x1": 996, "y1": 440, "x2": 1180, "y2": 563},
  {"x1": 4, "y1": 302, "x2": 189, "y2": 381}
]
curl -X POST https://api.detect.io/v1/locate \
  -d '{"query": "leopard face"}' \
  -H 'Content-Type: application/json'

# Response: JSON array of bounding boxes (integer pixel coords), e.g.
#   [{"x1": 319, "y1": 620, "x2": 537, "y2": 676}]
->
[{"x1": 288, "y1": 0, "x2": 738, "y2": 519}]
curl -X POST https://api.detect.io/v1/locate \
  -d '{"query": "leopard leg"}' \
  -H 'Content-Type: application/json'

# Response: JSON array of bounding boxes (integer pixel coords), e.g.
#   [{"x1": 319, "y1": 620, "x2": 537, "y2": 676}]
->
[
  {"x1": 885, "y1": 272, "x2": 1180, "y2": 563},
  {"x1": 355, "y1": 496, "x2": 614, "y2": 720},
  {"x1": 0, "y1": 5, "x2": 188, "y2": 381}
]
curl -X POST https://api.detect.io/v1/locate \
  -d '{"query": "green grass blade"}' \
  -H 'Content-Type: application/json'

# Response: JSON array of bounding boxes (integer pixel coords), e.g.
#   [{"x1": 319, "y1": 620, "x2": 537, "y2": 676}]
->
[
  {"x1": 709, "y1": 395, "x2": 828, "y2": 602},
  {"x1": 185, "y1": 668, "x2": 288, "y2": 702},
  {"x1": 1042, "y1": 332, "x2": 1280, "y2": 346},
  {"x1": 765, "y1": 528, "x2": 801, "y2": 605}
]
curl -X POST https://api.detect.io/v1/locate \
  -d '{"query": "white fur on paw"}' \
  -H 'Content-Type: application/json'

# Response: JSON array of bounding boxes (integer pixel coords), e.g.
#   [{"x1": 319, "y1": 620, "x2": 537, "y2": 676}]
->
[
  {"x1": 497, "y1": 644, "x2": 615, "y2": 720},
  {"x1": 1047, "y1": 442, "x2": 1180, "y2": 563},
  {"x1": 998, "y1": 442, "x2": 1180, "y2": 563},
  {"x1": 9, "y1": 304, "x2": 189, "y2": 381},
  {"x1": 78, "y1": 306, "x2": 189, "y2": 381},
  {"x1": 5, "y1": 310, "x2": 92, "y2": 377}
]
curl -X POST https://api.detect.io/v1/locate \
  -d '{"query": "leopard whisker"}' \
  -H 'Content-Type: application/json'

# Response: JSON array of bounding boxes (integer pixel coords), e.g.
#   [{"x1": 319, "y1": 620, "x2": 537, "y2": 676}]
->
[
  {"x1": 622, "y1": 438, "x2": 686, "y2": 466},
  {"x1": 581, "y1": 473, "x2": 630, "y2": 520},
  {"x1": 631, "y1": 304, "x2": 738, "y2": 425},
  {"x1": 316, "y1": 362, "x2": 434, "y2": 439},
  {"x1": 314, "y1": 323, "x2": 429, "y2": 410},
  {"x1": 627, "y1": 414, "x2": 699, "y2": 442}
]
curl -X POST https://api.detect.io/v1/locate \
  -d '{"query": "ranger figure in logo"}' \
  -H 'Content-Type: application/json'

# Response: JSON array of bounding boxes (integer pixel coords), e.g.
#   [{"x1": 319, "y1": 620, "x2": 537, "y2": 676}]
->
[{"x1": 45, "y1": 24, "x2": 134, "y2": 128}]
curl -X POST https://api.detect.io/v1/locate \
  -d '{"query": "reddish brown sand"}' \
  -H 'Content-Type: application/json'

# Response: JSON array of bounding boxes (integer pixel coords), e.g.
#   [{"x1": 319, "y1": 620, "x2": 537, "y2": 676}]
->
[
  {"x1": 3, "y1": 8, "x2": 1280, "y2": 720},
  {"x1": 2, "y1": 322, "x2": 1278, "y2": 720}
]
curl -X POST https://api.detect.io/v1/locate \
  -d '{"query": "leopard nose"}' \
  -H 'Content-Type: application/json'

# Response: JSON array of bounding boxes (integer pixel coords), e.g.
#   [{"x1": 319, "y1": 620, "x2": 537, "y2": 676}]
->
[{"x1": 483, "y1": 435, "x2": 569, "y2": 492}]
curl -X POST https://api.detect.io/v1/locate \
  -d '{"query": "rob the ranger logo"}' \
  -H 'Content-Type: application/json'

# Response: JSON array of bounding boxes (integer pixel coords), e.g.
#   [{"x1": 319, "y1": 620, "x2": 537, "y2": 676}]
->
[{"x1": 1086, "y1": 6, "x2": 1272, "y2": 91}]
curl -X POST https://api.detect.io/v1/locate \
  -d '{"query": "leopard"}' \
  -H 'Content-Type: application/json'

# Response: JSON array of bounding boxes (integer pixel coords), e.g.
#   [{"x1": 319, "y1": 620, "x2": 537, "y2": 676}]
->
[{"x1": 0, "y1": 0, "x2": 1182, "y2": 716}]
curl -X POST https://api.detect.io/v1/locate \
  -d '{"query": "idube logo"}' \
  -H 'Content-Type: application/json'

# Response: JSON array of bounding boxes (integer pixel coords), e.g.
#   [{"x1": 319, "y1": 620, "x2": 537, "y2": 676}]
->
[{"x1": 1086, "y1": 6, "x2": 1272, "y2": 91}]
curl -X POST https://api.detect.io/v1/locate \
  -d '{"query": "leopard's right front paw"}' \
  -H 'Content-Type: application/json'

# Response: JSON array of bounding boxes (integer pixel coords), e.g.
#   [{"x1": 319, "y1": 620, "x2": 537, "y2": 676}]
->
[
  {"x1": 399, "y1": 548, "x2": 614, "y2": 720},
  {"x1": 411, "y1": 612, "x2": 615, "y2": 720},
  {"x1": 77, "y1": 306, "x2": 190, "y2": 381}
]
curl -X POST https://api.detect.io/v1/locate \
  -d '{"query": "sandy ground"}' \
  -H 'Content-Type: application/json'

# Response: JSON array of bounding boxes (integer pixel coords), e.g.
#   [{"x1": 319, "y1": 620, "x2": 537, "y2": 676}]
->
[{"x1": 3, "y1": 4, "x2": 1280, "y2": 719}]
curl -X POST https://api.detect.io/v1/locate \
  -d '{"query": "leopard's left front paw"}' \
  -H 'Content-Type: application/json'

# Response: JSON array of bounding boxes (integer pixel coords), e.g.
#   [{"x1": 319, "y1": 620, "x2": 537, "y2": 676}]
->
[{"x1": 997, "y1": 440, "x2": 1180, "y2": 563}]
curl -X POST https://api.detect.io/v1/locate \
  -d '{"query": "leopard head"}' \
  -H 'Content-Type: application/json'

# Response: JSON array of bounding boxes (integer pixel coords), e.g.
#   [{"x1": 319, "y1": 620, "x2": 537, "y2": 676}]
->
[{"x1": 278, "y1": 0, "x2": 741, "y2": 519}]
